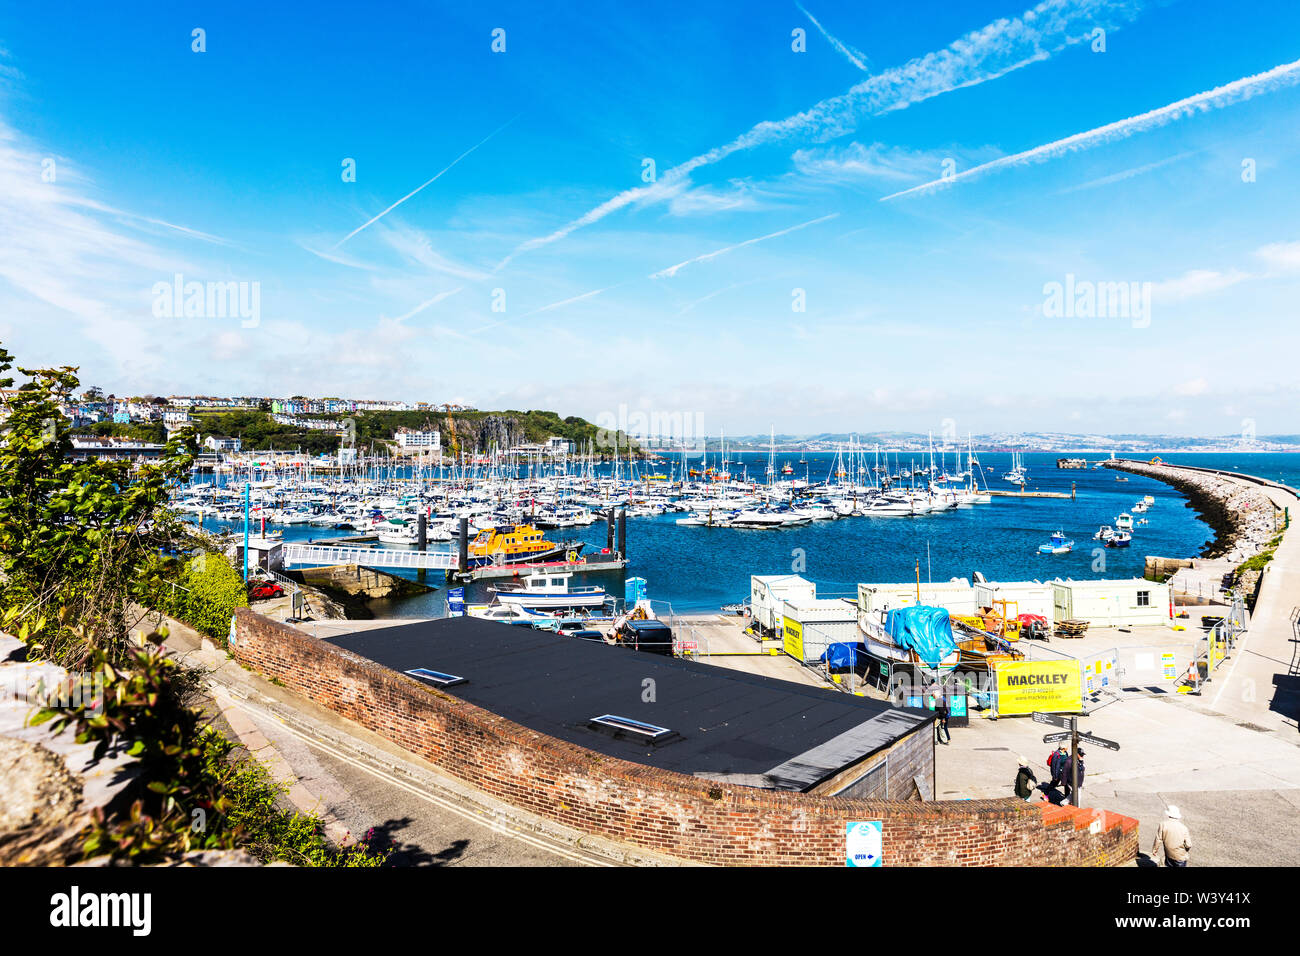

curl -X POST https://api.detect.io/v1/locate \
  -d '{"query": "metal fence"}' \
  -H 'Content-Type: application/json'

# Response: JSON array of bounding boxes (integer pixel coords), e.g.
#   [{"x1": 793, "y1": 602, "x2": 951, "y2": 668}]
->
[{"x1": 1185, "y1": 591, "x2": 1249, "y2": 692}]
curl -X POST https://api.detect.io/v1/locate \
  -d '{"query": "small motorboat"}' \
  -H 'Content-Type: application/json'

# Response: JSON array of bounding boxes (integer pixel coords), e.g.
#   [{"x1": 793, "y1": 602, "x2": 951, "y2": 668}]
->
[
  {"x1": 1093, "y1": 525, "x2": 1115, "y2": 541},
  {"x1": 1038, "y1": 531, "x2": 1074, "y2": 554},
  {"x1": 1106, "y1": 531, "x2": 1132, "y2": 548}
]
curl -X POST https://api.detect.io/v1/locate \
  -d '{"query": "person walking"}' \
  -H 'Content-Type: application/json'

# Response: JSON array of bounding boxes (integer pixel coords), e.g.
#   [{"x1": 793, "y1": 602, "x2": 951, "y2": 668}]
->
[
  {"x1": 933, "y1": 690, "x2": 951, "y2": 745},
  {"x1": 1152, "y1": 806, "x2": 1192, "y2": 867},
  {"x1": 1047, "y1": 743, "x2": 1069, "y2": 790},
  {"x1": 1062, "y1": 748, "x2": 1085, "y2": 805},
  {"x1": 1014, "y1": 755, "x2": 1038, "y2": 801}
]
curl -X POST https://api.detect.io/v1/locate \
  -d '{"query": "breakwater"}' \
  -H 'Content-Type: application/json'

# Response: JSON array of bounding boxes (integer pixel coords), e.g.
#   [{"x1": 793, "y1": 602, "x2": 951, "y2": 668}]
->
[{"x1": 1103, "y1": 459, "x2": 1283, "y2": 563}]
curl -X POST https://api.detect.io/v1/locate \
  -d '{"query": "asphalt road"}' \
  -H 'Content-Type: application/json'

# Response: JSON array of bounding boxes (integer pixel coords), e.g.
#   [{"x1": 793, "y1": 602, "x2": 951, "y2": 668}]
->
[{"x1": 243, "y1": 704, "x2": 591, "y2": 867}]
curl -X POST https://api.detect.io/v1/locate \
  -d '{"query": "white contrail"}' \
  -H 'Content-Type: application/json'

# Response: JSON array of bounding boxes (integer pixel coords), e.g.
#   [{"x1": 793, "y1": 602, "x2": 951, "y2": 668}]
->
[
  {"x1": 390, "y1": 287, "x2": 463, "y2": 323},
  {"x1": 881, "y1": 57, "x2": 1300, "y2": 201},
  {"x1": 518, "y1": 286, "x2": 609, "y2": 317},
  {"x1": 797, "y1": 2, "x2": 869, "y2": 72},
  {"x1": 651, "y1": 213, "x2": 839, "y2": 279},
  {"x1": 336, "y1": 116, "x2": 516, "y2": 247},
  {"x1": 500, "y1": 0, "x2": 1143, "y2": 266},
  {"x1": 474, "y1": 284, "x2": 619, "y2": 335}
]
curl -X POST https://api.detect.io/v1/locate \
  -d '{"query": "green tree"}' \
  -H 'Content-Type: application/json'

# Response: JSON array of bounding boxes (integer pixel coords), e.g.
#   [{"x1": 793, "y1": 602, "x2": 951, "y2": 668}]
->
[{"x1": 0, "y1": 346, "x2": 193, "y2": 666}]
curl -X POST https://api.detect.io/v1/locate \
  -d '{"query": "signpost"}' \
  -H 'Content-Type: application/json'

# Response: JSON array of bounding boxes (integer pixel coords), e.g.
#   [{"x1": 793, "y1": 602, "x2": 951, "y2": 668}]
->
[
  {"x1": 1032, "y1": 713, "x2": 1121, "y2": 807},
  {"x1": 1032, "y1": 712, "x2": 1072, "y2": 728},
  {"x1": 1076, "y1": 731, "x2": 1121, "y2": 752}
]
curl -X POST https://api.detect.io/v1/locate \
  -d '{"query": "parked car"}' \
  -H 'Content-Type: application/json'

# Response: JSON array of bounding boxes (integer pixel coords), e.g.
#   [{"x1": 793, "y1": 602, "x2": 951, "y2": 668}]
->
[
  {"x1": 615, "y1": 618, "x2": 674, "y2": 656},
  {"x1": 248, "y1": 581, "x2": 285, "y2": 600},
  {"x1": 569, "y1": 629, "x2": 605, "y2": 641}
]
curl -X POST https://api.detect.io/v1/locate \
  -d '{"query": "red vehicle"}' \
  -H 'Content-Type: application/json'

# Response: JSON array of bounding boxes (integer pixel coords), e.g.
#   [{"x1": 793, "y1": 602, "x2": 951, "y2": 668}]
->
[
  {"x1": 1017, "y1": 613, "x2": 1051, "y2": 640},
  {"x1": 248, "y1": 581, "x2": 285, "y2": 600}
]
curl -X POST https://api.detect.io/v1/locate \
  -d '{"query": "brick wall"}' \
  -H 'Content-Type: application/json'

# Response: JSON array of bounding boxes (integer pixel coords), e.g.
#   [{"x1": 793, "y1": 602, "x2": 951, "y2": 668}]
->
[{"x1": 232, "y1": 609, "x2": 1138, "y2": 866}]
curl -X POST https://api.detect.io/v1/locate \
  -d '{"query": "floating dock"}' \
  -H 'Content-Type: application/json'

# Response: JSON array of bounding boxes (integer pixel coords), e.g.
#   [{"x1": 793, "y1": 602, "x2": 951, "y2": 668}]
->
[
  {"x1": 987, "y1": 488, "x2": 1075, "y2": 499},
  {"x1": 455, "y1": 556, "x2": 628, "y2": 582}
]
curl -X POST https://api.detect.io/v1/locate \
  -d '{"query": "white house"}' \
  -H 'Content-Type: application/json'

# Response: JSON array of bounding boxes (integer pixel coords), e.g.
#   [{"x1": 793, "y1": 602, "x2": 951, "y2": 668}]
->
[
  {"x1": 204, "y1": 435, "x2": 242, "y2": 453},
  {"x1": 395, "y1": 428, "x2": 441, "y2": 449}
]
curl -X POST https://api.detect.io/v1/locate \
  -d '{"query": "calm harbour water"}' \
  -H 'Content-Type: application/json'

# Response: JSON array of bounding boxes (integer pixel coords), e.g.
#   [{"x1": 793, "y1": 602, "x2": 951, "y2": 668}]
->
[{"x1": 194, "y1": 451, "x2": 1299, "y2": 617}]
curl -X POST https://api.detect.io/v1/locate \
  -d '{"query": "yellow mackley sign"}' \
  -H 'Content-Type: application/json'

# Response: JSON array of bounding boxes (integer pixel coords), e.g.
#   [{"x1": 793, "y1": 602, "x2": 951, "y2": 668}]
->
[
  {"x1": 783, "y1": 616, "x2": 804, "y2": 660},
  {"x1": 995, "y1": 660, "x2": 1081, "y2": 715}
]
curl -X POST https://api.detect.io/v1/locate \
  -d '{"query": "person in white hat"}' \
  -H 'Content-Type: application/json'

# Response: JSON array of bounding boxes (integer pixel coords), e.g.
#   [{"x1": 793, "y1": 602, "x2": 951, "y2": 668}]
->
[
  {"x1": 1014, "y1": 755, "x2": 1038, "y2": 801},
  {"x1": 1152, "y1": 806, "x2": 1192, "y2": 867}
]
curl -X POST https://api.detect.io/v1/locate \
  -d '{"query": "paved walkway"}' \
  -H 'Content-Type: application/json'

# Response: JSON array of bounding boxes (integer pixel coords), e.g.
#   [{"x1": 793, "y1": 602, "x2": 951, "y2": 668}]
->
[{"x1": 1197, "y1": 476, "x2": 1299, "y2": 737}]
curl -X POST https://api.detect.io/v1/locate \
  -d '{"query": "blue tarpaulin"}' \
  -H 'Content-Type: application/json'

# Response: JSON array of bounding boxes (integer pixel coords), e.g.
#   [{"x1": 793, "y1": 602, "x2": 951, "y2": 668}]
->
[
  {"x1": 883, "y1": 606, "x2": 959, "y2": 668},
  {"x1": 819, "y1": 642, "x2": 865, "y2": 672}
]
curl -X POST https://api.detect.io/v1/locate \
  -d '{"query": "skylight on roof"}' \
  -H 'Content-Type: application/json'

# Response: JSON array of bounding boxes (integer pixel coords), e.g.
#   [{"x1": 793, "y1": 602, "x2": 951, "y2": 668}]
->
[
  {"x1": 406, "y1": 668, "x2": 466, "y2": 687},
  {"x1": 589, "y1": 714, "x2": 673, "y2": 741}
]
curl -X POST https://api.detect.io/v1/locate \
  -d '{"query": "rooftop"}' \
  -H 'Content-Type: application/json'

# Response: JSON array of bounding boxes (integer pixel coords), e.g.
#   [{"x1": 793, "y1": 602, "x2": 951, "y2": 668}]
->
[{"x1": 326, "y1": 616, "x2": 932, "y2": 791}]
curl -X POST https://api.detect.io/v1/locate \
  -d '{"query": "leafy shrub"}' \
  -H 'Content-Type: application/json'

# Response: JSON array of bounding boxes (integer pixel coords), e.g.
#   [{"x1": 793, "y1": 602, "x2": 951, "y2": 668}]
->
[{"x1": 178, "y1": 551, "x2": 249, "y2": 642}]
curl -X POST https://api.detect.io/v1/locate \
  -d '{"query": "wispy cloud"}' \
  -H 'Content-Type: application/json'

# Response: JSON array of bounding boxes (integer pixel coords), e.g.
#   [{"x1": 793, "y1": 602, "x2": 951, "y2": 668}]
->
[
  {"x1": 797, "y1": 2, "x2": 869, "y2": 72},
  {"x1": 650, "y1": 213, "x2": 838, "y2": 279},
  {"x1": 335, "y1": 116, "x2": 516, "y2": 248},
  {"x1": 1150, "y1": 269, "x2": 1251, "y2": 303},
  {"x1": 793, "y1": 141, "x2": 971, "y2": 183},
  {"x1": 882, "y1": 57, "x2": 1300, "y2": 201},
  {"x1": 1255, "y1": 240, "x2": 1300, "y2": 272},
  {"x1": 501, "y1": 0, "x2": 1142, "y2": 264}
]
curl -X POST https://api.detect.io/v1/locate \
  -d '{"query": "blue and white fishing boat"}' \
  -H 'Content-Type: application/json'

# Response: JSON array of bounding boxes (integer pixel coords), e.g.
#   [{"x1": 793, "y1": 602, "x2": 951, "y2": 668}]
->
[{"x1": 1037, "y1": 531, "x2": 1074, "y2": 554}]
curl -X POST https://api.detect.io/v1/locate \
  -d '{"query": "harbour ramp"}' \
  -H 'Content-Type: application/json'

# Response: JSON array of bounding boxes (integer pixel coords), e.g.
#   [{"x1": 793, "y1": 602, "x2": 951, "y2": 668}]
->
[{"x1": 282, "y1": 543, "x2": 457, "y2": 571}]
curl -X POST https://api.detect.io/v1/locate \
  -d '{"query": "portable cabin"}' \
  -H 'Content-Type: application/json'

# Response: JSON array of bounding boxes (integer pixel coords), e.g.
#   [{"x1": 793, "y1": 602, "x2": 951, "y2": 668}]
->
[
  {"x1": 750, "y1": 574, "x2": 817, "y2": 633},
  {"x1": 1050, "y1": 578, "x2": 1170, "y2": 626}
]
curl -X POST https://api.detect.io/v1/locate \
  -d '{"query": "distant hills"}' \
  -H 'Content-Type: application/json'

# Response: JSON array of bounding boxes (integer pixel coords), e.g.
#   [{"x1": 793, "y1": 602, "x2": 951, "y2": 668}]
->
[{"x1": 687, "y1": 431, "x2": 1300, "y2": 453}]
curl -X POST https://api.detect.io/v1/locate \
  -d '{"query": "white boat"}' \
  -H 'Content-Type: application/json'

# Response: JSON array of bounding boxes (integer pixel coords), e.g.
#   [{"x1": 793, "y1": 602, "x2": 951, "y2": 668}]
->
[
  {"x1": 1093, "y1": 525, "x2": 1114, "y2": 541},
  {"x1": 857, "y1": 606, "x2": 961, "y2": 670},
  {"x1": 730, "y1": 509, "x2": 790, "y2": 529},
  {"x1": 494, "y1": 571, "x2": 609, "y2": 611},
  {"x1": 466, "y1": 603, "x2": 552, "y2": 625},
  {"x1": 1115, "y1": 512, "x2": 1134, "y2": 531}
]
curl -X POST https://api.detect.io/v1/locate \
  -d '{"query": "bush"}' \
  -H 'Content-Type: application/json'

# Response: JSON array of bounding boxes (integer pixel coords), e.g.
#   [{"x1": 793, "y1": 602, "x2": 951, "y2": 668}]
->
[{"x1": 179, "y1": 552, "x2": 249, "y2": 641}]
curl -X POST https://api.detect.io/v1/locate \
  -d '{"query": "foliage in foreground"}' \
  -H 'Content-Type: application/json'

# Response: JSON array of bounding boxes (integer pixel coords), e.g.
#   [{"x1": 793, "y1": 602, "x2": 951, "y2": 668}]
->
[
  {"x1": 1, "y1": 342, "x2": 385, "y2": 866},
  {"x1": 33, "y1": 626, "x2": 387, "y2": 866},
  {"x1": 0, "y1": 345, "x2": 194, "y2": 668}
]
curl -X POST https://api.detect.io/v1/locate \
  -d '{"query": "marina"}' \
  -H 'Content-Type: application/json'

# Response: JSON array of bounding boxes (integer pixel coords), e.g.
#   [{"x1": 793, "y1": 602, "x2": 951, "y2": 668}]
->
[{"x1": 178, "y1": 449, "x2": 1271, "y2": 617}]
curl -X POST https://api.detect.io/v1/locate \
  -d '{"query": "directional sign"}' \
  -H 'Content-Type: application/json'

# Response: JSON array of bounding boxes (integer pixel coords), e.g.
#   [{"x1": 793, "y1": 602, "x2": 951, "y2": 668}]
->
[
  {"x1": 1076, "y1": 731, "x2": 1121, "y2": 752},
  {"x1": 1042, "y1": 732, "x2": 1072, "y2": 744},
  {"x1": 1032, "y1": 712, "x2": 1074, "y2": 729}
]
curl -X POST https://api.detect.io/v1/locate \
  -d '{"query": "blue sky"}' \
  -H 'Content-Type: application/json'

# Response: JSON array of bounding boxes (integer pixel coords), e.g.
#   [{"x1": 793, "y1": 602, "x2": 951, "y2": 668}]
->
[{"x1": 1, "y1": 0, "x2": 1299, "y2": 437}]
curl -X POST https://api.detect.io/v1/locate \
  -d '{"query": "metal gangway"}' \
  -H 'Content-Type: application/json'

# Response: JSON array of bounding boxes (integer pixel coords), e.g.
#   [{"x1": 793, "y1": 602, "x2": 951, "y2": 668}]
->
[{"x1": 281, "y1": 543, "x2": 458, "y2": 570}]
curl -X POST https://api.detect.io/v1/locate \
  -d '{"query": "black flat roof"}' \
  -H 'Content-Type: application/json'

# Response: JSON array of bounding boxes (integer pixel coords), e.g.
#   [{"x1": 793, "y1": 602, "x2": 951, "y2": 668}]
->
[{"x1": 326, "y1": 617, "x2": 932, "y2": 791}]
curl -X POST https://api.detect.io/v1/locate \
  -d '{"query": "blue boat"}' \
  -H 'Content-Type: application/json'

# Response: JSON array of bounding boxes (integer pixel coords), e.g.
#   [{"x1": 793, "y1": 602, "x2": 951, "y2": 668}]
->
[{"x1": 1037, "y1": 531, "x2": 1074, "y2": 554}]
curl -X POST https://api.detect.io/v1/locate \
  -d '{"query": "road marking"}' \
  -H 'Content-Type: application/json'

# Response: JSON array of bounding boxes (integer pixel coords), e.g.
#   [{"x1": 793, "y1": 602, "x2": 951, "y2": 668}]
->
[{"x1": 259, "y1": 707, "x2": 612, "y2": 867}]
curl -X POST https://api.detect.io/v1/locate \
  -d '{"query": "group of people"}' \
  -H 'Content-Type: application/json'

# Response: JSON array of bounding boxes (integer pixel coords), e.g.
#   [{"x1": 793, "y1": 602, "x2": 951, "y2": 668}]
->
[
  {"x1": 1015, "y1": 744, "x2": 1086, "y2": 804},
  {"x1": 1014, "y1": 750, "x2": 1192, "y2": 866}
]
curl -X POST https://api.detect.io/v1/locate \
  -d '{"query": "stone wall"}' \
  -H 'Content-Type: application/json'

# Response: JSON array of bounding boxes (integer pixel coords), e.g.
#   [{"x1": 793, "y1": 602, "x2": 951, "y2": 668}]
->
[{"x1": 231, "y1": 609, "x2": 1138, "y2": 867}]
